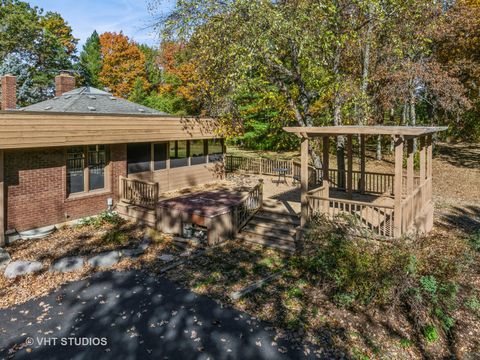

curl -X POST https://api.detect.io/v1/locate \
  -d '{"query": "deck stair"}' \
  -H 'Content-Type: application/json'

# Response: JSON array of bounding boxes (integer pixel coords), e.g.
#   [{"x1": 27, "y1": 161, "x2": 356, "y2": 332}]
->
[{"x1": 237, "y1": 205, "x2": 299, "y2": 252}]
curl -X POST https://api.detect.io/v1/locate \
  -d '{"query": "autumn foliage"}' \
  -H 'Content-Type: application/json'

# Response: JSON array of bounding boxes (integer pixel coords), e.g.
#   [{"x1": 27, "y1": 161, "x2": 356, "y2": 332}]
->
[{"x1": 99, "y1": 32, "x2": 147, "y2": 98}]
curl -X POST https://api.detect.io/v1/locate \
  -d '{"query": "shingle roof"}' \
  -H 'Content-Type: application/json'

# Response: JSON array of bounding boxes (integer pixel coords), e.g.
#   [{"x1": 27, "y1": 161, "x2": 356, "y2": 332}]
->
[{"x1": 21, "y1": 87, "x2": 168, "y2": 115}]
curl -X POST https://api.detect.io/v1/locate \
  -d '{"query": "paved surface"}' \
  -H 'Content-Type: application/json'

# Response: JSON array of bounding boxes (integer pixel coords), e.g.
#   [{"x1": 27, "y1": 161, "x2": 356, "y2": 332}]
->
[{"x1": 0, "y1": 271, "x2": 343, "y2": 359}]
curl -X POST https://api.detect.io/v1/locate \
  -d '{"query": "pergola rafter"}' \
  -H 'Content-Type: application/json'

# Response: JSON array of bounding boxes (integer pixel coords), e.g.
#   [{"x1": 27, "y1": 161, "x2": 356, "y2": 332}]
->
[{"x1": 284, "y1": 126, "x2": 447, "y2": 238}]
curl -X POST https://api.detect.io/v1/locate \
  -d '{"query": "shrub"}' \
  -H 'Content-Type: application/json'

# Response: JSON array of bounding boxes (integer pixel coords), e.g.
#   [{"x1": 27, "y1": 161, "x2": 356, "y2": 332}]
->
[
  {"x1": 101, "y1": 230, "x2": 129, "y2": 245},
  {"x1": 78, "y1": 211, "x2": 124, "y2": 229},
  {"x1": 294, "y1": 213, "x2": 474, "y2": 342}
]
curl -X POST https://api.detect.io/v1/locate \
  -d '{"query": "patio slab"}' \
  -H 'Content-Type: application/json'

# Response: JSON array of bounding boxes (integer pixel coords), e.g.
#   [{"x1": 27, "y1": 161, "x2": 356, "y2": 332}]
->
[
  {"x1": 4, "y1": 260, "x2": 43, "y2": 279},
  {"x1": 50, "y1": 256, "x2": 84, "y2": 273}
]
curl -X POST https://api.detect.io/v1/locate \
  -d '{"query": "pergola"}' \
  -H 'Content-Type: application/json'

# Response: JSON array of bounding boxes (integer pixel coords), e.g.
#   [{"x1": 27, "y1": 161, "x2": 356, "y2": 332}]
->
[{"x1": 284, "y1": 126, "x2": 447, "y2": 238}]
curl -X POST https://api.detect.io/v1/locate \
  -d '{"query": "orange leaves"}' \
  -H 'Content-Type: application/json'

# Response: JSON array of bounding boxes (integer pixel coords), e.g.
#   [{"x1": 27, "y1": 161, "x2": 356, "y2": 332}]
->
[
  {"x1": 159, "y1": 41, "x2": 205, "y2": 104},
  {"x1": 99, "y1": 32, "x2": 147, "y2": 98}
]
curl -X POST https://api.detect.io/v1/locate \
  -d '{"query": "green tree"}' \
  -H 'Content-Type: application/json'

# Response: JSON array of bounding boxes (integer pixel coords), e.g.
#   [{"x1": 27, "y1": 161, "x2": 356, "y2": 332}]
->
[
  {"x1": 0, "y1": 0, "x2": 78, "y2": 105},
  {"x1": 79, "y1": 30, "x2": 102, "y2": 87}
]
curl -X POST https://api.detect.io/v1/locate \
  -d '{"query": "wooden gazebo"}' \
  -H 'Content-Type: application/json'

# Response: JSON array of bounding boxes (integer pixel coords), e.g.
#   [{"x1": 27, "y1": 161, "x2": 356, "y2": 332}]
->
[{"x1": 284, "y1": 126, "x2": 447, "y2": 238}]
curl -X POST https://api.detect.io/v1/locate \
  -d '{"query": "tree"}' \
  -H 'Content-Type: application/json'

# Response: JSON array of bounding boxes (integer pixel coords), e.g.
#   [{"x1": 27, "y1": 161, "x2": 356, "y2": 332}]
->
[
  {"x1": 0, "y1": 0, "x2": 78, "y2": 105},
  {"x1": 157, "y1": 0, "x2": 345, "y2": 165},
  {"x1": 431, "y1": 0, "x2": 480, "y2": 141},
  {"x1": 99, "y1": 32, "x2": 147, "y2": 98},
  {"x1": 79, "y1": 30, "x2": 102, "y2": 87}
]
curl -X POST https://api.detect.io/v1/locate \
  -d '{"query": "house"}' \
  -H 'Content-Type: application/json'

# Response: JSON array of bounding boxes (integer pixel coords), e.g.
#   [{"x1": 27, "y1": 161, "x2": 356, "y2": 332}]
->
[{"x1": 0, "y1": 74, "x2": 225, "y2": 245}]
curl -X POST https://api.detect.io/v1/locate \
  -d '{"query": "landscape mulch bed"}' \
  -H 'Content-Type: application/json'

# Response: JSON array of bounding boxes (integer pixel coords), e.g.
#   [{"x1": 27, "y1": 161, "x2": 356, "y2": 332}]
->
[
  {"x1": 0, "y1": 222, "x2": 183, "y2": 309},
  {"x1": 162, "y1": 241, "x2": 288, "y2": 302}
]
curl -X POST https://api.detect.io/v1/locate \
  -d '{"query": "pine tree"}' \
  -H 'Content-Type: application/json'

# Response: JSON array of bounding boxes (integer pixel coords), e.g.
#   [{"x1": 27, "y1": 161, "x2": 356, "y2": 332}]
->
[{"x1": 79, "y1": 30, "x2": 102, "y2": 87}]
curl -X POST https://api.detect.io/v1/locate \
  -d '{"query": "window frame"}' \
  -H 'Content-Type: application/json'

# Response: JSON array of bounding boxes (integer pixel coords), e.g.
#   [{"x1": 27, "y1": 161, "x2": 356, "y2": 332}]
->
[
  {"x1": 169, "y1": 140, "x2": 190, "y2": 168},
  {"x1": 66, "y1": 145, "x2": 110, "y2": 198}
]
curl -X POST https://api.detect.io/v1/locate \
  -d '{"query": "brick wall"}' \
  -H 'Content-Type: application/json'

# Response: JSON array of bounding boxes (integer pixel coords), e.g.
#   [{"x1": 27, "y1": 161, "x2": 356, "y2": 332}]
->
[
  {"x1": 5, "y1": 144, "x2": 127, "y2": 231},
  {"x1": 1, "y1": 75, "x2": 16, "y2": 110},
  {"x1": 55, "y1": 74, "x2": 76, "y2": 97}
]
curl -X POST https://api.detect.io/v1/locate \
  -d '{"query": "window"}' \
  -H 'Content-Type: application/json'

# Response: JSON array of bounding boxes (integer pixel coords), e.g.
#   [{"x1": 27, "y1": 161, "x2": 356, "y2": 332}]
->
[
  {"x1": 127, "y1": 143, "x2": 151, "y2": 174},
  {"x1": 67, "y1": 145, "x2": 108, "y2": 196},
  {"x1": 154, "y1": 143, "x2": 168, "y2": 170},
  {"x1": 88, "y1": 145, "x2": 106, "y2": 190},
  {"x1": 67, "y1": 147, "x2": 85, "y2": 194},
  {"x1": 208, "y1": 139, "x2": 224, "y2": 162},
  {"x1": 190, "y1": 139, "x2": 207, "y2": 165},
  {"x1": 170, "y1": 140, "x2": 188, "y2": 168}
]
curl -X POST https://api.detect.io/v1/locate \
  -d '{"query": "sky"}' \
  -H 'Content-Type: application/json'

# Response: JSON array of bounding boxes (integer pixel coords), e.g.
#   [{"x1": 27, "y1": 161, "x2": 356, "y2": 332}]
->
[{"x1": 28, "y1": 0, "x2": 175, "y2": 51}]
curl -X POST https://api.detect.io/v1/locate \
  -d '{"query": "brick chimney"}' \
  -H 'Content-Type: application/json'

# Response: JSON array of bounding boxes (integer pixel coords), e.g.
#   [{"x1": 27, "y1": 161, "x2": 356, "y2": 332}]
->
[
  {"x1": 1, "y1": 75, "x2": 17, "y2": 110},
  {"x1": 55, "y1": 73, "x2": 76, "y2": 96}
]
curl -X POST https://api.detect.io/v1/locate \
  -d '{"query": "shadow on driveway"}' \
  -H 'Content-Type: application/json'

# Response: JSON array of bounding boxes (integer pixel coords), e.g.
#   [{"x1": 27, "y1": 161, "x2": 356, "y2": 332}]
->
[{"x1": 0, "y1": 270, "x2": 348, "y2": 359}]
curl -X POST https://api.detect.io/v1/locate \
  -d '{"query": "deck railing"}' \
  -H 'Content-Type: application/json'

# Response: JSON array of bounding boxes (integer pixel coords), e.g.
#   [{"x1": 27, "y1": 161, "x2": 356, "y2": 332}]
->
[
  {"x1": 307, "y1": 194, "x2": 395, "y2": 237},
  {"x1": 120, "y1": 176, "x2": 159, "y2": 209},
  {"x1": 233, "y1": 179, "x2": 264, "y2": 231},
  {"x1": 226, "y1": 155, "x2": 421, "y2": 197}
]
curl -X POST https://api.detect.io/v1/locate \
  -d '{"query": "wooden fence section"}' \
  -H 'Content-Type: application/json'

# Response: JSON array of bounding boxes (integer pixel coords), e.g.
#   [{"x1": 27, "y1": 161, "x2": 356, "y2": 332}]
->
[
  {"x1": 120, "y1": 176, "x2": 159, "y2": 209},
  {"x1": 307, "y1": 194, "x2": 395, "y2": 237},
  {"x1": 233, "y1": 180, "x2": 264, "y2": 231}
]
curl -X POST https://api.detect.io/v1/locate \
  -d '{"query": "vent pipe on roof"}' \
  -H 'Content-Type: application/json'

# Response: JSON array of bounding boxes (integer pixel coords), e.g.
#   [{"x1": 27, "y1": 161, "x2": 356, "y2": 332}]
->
[
  {"x1": 55, "y1": 72, "x2": 76, "y2": 97},
  {"x1": 1, "y1": 75, "x2": 17, "y2": 110}
]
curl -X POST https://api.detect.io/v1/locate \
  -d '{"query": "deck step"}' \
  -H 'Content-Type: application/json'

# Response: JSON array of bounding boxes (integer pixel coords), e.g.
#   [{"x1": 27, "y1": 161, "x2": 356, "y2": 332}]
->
[
  {"x1": 254, "y1": 211, "x2": 300, "y2": 226},
  {"x1": 242, "y1": 221, "x2": 297, "y2": 237},
  {"x1": 237, "y1": 233, "x2": 295, "y2": 253},
  {"x1": 116, "y1": 202, "x2": 156, "y2": 227}
]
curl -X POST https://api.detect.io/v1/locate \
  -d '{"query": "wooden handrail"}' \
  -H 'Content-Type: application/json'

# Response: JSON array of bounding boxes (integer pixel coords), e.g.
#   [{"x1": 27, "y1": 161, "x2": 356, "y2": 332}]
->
[
  {"x1": 233, "y1": 179, "x2": 264, "y2": 232},
  {"x1": 120, "y1": 176, "x2": 159, "y2": 209},
  {"x1": 307, "y1": 195, "x2": 395, "y2": 210}
]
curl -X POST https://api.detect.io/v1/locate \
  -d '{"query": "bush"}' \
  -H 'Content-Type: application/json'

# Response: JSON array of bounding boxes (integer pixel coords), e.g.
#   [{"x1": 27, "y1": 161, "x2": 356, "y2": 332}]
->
[
  {"x1": 294, "y1": 214, "x2": 474, "y2": 341},
  {"x1": 78, "y1": 211, "x2": 124, "y2": 229},
  {"x1": 101, "y1": 230, "x2": 129, "y2": 245}
]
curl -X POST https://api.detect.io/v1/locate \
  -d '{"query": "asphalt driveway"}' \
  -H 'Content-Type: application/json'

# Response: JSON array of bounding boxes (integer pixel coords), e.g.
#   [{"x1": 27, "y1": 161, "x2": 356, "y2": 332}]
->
[{"x1": 0, "y1": 270, "x2": 345, "y2": 359}]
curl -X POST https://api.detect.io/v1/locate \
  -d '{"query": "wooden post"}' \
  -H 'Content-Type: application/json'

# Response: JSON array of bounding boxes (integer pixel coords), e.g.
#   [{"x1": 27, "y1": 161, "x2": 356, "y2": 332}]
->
[
  {"x1": 300, "y1": 137, "x2": 309, "y2": 227},
  {"x1": 360, "y1": 134, "x2": 366, "y2": 194},
  {"x1": 393, "y1": 136, "x2": 404, "y2": 237},
  {"x1": 347, "y1": 135, "x2": 353, "y2": 198},
  {"x1": 322, "y1": 136, "x2": 330, "y2": 214},
  {"x1": 0, "y1": 150, "x2": 4, "y2": 246},
  {"x1": 419, "y1": 137, "x2": 426, "y2": 182},
  {"x1": 407, "y1": 138, "x2": 414, "y2": 194},
  {"x1": 426, "y1": 135, "x2": 433, "y2": 202}
]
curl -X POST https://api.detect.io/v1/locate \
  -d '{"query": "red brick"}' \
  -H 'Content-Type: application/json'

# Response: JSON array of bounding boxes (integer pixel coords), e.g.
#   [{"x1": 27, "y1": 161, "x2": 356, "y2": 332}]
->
[{"x1": 5, "y1": 144, "x2": 127, "y2": 231}]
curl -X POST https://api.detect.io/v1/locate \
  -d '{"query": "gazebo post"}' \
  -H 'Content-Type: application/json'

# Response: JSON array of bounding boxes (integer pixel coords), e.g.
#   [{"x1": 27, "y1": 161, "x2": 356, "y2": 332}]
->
[
  {"x1": 407, "y1": 138, "x2": 414, "y2": 194},
  {"x1": 419, "y1": 137, "x2": 426, "y2": 182},
  {"x1": 426, "y1": 134, "x2": 433, "y2": 200},
  {"x1": 360, "y1": 135, "x2": 366, "y2": 194},
  {"x1": 393, "y1": 136, "x2": 404, "y2": 237},
  {"x1": 419, "y1": 136, "x2": 426, "y2": 207},
  {"x1": 300, "y1": 136, "x2": 309, "y2": 227},
  {"x1": 322, "y1": 136, "x2": 330, "y2": 214},
  {"x1": 0, "y1": 150, "x2": 4, "y2": 246},
  {"x1": 347, "y1": 135, "x2": 353, "y2": 198}
]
